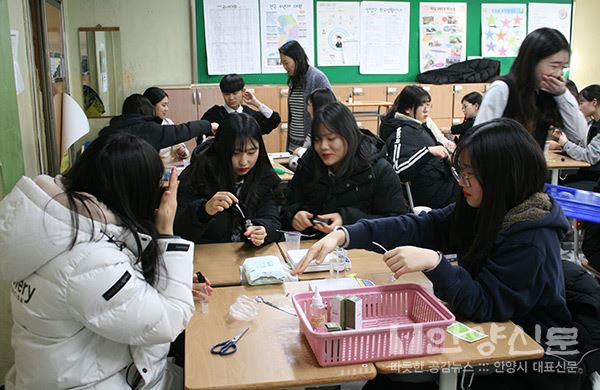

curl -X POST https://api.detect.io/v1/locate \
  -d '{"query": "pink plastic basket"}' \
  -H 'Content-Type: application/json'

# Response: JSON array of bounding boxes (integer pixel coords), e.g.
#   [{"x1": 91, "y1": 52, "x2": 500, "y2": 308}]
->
[{"x1": 292, "y1": 283, "x2": 455, "y2": 367}]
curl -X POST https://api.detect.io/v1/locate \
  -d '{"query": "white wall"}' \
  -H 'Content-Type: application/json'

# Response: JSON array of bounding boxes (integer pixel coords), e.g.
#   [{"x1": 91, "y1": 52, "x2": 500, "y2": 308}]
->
[
  {"x1": 64, "y1": 0, "x2": 193, "y2": 135},
  {"x1": 571, "y1": 0, "x2": 600, "y2": 89}
]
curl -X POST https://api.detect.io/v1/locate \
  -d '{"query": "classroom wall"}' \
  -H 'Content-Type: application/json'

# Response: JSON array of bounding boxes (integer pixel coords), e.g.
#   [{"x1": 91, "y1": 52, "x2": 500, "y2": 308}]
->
[
  {"x1": 570, "y1": 0, "x2": 600, "y2": 88},
  {"x1": 63, "y1": 0, "x2": 193, "y2": 133}
]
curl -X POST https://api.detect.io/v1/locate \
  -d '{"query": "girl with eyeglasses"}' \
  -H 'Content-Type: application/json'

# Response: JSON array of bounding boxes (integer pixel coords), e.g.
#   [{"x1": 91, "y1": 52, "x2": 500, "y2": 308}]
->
[
  {"x1": 380, "y1": 85, "x2": 459, "y2": 209},
  {"x1": 451, "y1": 91, "x2": 482, "y2": 137},
  {"x1": 294, "y1": 118, "x2": 589, "y2": 389}
]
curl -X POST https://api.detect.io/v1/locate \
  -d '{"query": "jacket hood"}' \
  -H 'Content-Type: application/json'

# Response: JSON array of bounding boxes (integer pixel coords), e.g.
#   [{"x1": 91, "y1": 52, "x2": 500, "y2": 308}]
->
[
  {"x1": 358, "y1": 129, "x2": 387, "y2": 162},
  {"x1": 498, "y1": 193, "x2": 569, "y2": 242},
  {"x1": 0, "y1": 176, "x2": 150, "y2": 282},
  {"x1": 100, "y1": 114, "x2": 160, "y2": 135},
  {"x1": 379, "y1": 113, "x2": 425, "y2": 143}
]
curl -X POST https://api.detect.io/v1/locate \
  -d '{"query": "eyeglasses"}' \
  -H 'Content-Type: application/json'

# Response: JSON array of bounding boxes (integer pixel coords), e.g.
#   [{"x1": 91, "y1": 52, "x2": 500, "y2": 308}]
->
[
  {"x1": 451, "y1": 167, "x2": 472, "y2": 188},
  {"x1": 461, "y1": 103, "x2": 473, "y2": 110}
]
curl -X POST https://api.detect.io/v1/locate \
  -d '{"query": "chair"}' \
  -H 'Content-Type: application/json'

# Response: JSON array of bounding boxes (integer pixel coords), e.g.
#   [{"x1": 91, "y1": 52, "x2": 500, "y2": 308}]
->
[{"x1": 401, "y1": 182, "x2": 431, "y2": 214}]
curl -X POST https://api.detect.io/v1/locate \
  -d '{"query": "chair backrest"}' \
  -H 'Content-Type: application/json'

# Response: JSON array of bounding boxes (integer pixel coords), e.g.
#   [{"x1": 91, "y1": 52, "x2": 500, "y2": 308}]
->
[{"x1": 401, "y1": 182, "x2": 415, "y2": 213}]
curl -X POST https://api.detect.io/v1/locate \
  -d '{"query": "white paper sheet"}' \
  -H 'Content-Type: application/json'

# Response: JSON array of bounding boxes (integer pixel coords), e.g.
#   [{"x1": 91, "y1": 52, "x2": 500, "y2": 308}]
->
[
  {"x1": 528, "y1": 3, "x2": 572, "y2": 42},
  {"x1": 260, "y1": 0, "x2": 314, "y2": 74},
  {"x1": 61, "y1": 93, "x2": 90, "y2": 155},
  {"x1": 481, "y1": 3, "x2": 527, "y2": 58},
  {"x1": 316, "y1": 2, "x2": 360, "y2": 66},
  {"x1": 359, "y1": 2, "x2": 410, "y2": 75},
  {"x1": 10, "y1": 30, "x2": 25, "y2": 94},
  {"x1": 204, "y1": 0, "x2": 261, "y2": 75},
  {"x1": 419, "y1": 3, "x2": 467, "y2": 72}
]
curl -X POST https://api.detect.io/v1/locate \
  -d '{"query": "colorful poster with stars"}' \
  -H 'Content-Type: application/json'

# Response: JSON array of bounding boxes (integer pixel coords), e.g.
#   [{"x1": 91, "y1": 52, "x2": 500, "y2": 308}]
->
[
  {"x1": 481, "y1": 3, "x2": 527, "y2": 58},
  {"x1": 419, "y1": 3, "x2": 467, "y2": 72}
]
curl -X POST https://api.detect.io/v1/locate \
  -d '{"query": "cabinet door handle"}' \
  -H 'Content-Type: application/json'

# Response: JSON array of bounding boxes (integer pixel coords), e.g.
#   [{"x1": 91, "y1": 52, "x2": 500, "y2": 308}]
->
[
  {"x1": 192, "y1": 90, "x2": 196, "y2": 105},
  {"x1": 196, "y1": 91, "x2": 202, "y2": 105}
]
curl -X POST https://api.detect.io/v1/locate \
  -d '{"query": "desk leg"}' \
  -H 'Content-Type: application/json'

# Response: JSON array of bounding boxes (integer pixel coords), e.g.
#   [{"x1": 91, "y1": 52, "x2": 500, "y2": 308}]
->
[
  {"x1": 551, "y1": 170, "x2": 559, "y2": 185},
  {"x1": 439, "y1": 370, "x2": 458, "y2": 390}
]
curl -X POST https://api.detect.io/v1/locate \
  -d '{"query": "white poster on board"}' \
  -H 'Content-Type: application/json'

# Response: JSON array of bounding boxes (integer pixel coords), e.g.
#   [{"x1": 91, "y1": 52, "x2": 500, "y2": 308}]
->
[
  {"x1": 481, "y1": 3, "x2": 527, "y2": 57},
  {"x1": 260, "y1": 0, "x2": 314, "y2": 74},
  {"x1": 316, "y1": 2, "x2": 360, "y2": 66},
  {"x1": 528, "y1": 3, "x2": 572, "y2": 42},
  {"x1": 359, "y1": 2, "x2": 410, "y2": 75},
  {"x1": 419, "y1": 3, "x2": 467, "y2": 72},
  {"x1": 204, "y1": 0, "x2": 261, "y2": 75}
]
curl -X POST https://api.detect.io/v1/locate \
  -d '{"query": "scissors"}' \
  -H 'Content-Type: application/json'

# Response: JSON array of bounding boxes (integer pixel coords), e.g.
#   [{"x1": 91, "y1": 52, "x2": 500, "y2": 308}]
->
[{"x1": 210, "y1": 327, "x2": 249, "y2": 355}]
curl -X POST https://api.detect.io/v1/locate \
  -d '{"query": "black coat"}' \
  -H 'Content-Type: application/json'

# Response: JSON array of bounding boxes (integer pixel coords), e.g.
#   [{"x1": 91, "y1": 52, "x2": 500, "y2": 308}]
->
[
  {"x1": 380, "y1": 115, "x2": 458, "y2": 209},
  {"x1": 281, "y1": 132, "x2": 408, "y2": 237},
  {"x1": 201, "y1": 105, "x2": 281, "y2": 140},
  {"x1": 450, "y1": 117, "x2": 475, "y2": 136},
  {"x1": 174, "y1": 146, "x2": 282, "y2": 245},
  {"x1": 99, "y1": 114, "x2": 211, "y2": 151}
]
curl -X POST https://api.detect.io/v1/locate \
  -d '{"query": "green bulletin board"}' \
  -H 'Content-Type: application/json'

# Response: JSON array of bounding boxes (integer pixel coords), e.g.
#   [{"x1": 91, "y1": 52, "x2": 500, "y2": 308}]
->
[{"x1": 195, "y1": 0, "x2": 572, "y2": 84}]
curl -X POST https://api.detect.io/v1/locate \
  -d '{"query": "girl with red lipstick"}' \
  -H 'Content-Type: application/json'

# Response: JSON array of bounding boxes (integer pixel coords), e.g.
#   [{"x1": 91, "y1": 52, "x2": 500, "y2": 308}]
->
[
  {"x1": 282, "y1": 102, "x2": 408, "y2": 238},
  {"x1": 174, "y1": 113, "x2": 282, "y2": 246},
  {"x1": 380, "y1": 85, "x2": 459, "y2": 209},
  {"x1": 294, "y1": 118, "x2": 590, "y2": 389}
]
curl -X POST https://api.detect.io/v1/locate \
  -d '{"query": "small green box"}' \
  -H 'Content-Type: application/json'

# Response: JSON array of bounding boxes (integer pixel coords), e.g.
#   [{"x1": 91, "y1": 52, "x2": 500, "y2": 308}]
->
[
  {"x1": 344, "y1": 295, "x2": 363, "y2": 330},
  {"x1": 324, "y1": 322, "x2": 342, "y2": 332},
  {"x1": 330, "y1": 295, "x2": 346, "y2": 329}
]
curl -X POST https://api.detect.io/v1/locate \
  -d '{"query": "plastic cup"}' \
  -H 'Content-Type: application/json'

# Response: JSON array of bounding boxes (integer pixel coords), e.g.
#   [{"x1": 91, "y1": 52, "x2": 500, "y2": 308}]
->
[{"x1": 284, "y1": 231, "x2": 301, "y2": 251}]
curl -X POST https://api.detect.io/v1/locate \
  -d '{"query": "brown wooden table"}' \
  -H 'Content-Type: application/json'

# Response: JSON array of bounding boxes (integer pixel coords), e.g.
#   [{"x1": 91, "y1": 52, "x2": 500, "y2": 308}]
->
[
  {"x1": 277, "y1": 239, "x2": 395, "y2": 281},
  {"x1": 546, "y1": 151, "x2": 590, "y2": 185},
  {"x1": 184, "y1": 282, "x2": 377, "y2": 390},
  {"x1": 194, "y1": 242, "x2": 283, "y2": 287}
]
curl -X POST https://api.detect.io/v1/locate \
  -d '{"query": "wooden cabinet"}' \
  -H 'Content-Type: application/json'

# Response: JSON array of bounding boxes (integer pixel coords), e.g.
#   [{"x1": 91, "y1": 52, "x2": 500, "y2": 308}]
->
[
  {"x1": 161, "y1": 85, "x2": 223, "y2": 123},
  {"x1": 246, "y1": 85, "x2": 285, "y2": 153}
]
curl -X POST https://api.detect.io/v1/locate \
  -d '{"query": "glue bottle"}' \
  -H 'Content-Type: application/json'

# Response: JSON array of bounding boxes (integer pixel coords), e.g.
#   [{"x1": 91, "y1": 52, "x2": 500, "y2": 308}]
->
[{"x1": 309, "y1": 287, "x2": 327, "y2": 332}]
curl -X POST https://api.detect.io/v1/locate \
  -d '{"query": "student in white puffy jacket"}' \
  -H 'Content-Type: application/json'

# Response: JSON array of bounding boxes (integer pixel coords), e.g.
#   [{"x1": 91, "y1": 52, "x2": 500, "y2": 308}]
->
[{"x1": 0, "y1": 132, "x2": 195, "y2": 389}]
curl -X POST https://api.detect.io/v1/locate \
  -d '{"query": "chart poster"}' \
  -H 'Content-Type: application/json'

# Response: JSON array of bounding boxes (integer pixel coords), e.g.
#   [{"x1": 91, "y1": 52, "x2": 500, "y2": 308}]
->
[
  {"x1": 528, "y1": 3, "x2": 572, "y2": 42},
  {"x1": 481, "y1": 3, "x2": 527, "y2": 57},
  {"x1": 419, "y1": 2, "x2": 467, "y2": 72},
  {"x1": 359, "y1": 2, "x2": 410, "y2": 75},
  {"x1": 316, "y1": 2, "x2": 360, "y2": 66},
  {"x1": 204, "y1": 0, "x2": 261, "y2": 75},
  {"x1": 260, "y1": 0, "x2": 314, "y2": 73}
]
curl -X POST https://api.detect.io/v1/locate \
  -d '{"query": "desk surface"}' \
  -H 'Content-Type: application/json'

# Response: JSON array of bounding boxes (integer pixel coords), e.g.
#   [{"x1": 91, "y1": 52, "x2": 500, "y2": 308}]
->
[
  {"x1": 546, "y1": 151, "x2": 590, "y2": 169},
  {"x1": 272, "y1": 161, "x2": 294, "y2": 181},
  {"x1": 185, "y1": 282, "x2": 377, "y2": 390},
  {"x1": 375, "y1": 320, "x2": 544, "y2": 374},
  {"x1": 194, "y1": 242, "x2": 283, "y2": 287},
  {"x1": 278, "y1": 239, "x2": 400, "y2": 282},
  {"x1": 344, "y1": 100, "x2": 393, "y2": 108}
]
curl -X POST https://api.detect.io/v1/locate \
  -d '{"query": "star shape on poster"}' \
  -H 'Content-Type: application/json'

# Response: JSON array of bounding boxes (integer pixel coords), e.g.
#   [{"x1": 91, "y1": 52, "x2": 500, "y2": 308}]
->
[
  {"x1": 485, "y1": 30, "x2": 494, "y2": 40},
  {"x1": 487, "y1": 14, "x2": 497, "y2": 26},
  {"x1": 513, "y1": 15, "x2": 522, "y2": 25},
  {"x1": 507, "y1": 35, "x2": 518, "y2": 47},
  {"x1": 496, "y1": 31, "x2": 506, "y2": 40},
  {"x1": 498, "y1": 46, "x2": 508, "y2": 56},
  {"x1": 502, "y1": 18, "x2": 511, "y2": 27},
  {"x1": 486, "y1": 41, "x2": 496, "y2": 52}
]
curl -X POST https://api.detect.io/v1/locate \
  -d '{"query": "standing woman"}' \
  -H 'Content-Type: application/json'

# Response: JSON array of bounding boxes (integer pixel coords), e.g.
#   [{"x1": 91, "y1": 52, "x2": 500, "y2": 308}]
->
[
  {"x1": 282, "y1": 102, "x2": 408, "y2": 238},
  {"x1": 380, "y1": 85, "x2": 458, "y2": 209},
  {"x1": 475, "y1": 28, "x2": 587, "y2": 148},
  {"x1": 175, "y1": 113, "x2": 281, "y2": 245},
  {"x1": 144, "y1": 86, "x2": 190, "y2": 166},
  {"x1": 279, "y1": 40, "x2": 332, "y2": 153},
  {"x1": 0, "y1": 133, "x2": 194, "y2": 389}
]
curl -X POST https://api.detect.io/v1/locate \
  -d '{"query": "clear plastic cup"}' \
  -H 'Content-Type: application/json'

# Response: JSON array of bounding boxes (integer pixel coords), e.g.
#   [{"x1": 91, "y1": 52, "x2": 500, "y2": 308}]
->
[
  {"x1": 329, "y1": 247, "x2": 347, "y2": 279},
  {"x1": 284, "y1": 231, "x2": 301, "y2": 251}
]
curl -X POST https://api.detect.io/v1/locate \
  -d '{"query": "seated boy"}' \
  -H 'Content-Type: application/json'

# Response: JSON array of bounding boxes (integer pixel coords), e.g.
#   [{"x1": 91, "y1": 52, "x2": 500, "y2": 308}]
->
[{"x1": 201, "y1": 74, "x2": 281, "y2": 141}]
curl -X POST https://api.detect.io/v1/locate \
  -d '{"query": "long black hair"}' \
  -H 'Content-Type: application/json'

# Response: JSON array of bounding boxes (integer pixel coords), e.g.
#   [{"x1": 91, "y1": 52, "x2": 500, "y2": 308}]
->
[
  {"x1": 508, "y1": 28, "x2": 570, "y2": 133},
  {"x1": 61, "y1": 132, "x2": 164, "y2": 285},
  {"x1": 279, "y1": 40, "x2": 309, "y2": 90},
  {"x1": 183, "y1": 113, "x2": 276, "y2": 210},
  {"x1": 310, "y1": 102, "x2": 370, "y2": 177},
  {"x1": 450, "y1": 118, "x2": 547, "y2": 272},
  {"x1": 384, "y1": 86, "x2": 431, "y2": 122}
]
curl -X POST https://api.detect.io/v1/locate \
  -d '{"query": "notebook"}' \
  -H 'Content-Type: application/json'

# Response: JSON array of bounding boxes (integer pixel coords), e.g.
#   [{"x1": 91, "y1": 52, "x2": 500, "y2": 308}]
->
[{"x1": 285, "y1": 249, "x2": 351, "y2": 273}]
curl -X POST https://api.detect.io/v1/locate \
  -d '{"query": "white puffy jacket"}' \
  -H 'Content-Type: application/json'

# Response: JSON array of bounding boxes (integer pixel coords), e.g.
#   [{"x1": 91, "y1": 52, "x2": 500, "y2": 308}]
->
[{"x1": 0, "y1": 176, "x2": 195, "y2": 389}]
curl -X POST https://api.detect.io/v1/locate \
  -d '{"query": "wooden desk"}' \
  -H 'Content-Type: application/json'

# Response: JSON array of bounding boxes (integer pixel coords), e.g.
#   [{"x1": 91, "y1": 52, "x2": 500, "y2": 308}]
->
[
  {"x1": 375, "y1": 320, "x2": 544, "y2": 390},
  {"x1": 277, "y1": 240, "x2": 397, "y2": 281},
  {"x1": 546, "y1": 151, "x2": 590, "y2": 185},
  {"x1": 272, "y1": 161, "x2": 294, "y2": 182},
  {"x1": 343, "y1": 100, "x2": 393, "y2": 132},
  {"x1": 185, "y1": 282, "x2": 377, "y2": 390},
  {"x1": 194, "y1": 242, "x2": 283, "y2": 287}
]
